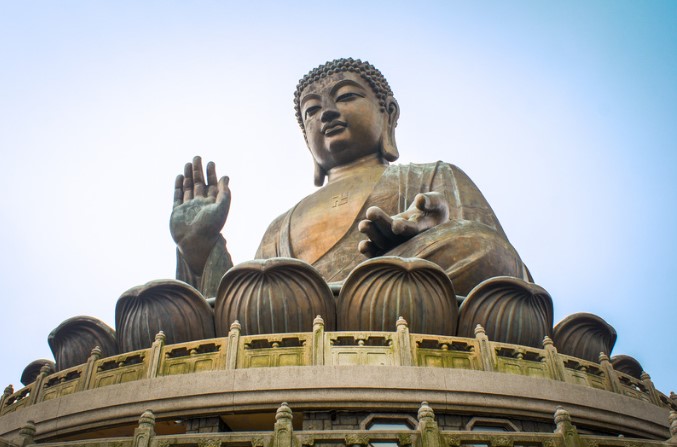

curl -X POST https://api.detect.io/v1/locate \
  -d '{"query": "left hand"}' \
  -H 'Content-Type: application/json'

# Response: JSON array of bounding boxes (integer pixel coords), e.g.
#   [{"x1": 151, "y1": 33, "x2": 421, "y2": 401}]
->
[{"x1": 358, "y1": 192, "x2": 450, "y2": 257}]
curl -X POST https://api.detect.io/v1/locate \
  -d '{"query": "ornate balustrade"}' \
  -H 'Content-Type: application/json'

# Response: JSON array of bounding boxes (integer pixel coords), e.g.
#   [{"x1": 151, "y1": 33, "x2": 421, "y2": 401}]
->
[
  {"x1": 1, "y1": 317, "x2": 674, "y2": 417},
  {"x1": 8, "y1": 403, "x2": 677, "y2": 447}
]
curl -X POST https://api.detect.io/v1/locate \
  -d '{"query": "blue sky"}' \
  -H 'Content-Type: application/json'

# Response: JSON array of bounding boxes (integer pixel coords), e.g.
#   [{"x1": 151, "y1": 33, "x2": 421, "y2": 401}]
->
[{"x1": 0, "y1": 1, "x2": 675, "y2": 395}]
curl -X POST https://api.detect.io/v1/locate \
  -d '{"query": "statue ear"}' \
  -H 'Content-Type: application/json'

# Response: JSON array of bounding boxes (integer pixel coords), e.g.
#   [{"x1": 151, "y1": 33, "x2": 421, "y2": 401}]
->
[
  {"x1": 381, "y1": 97, "x2": 400, "y2": 162},
  {"x1": 314, "y1": 161, "x2": 327, "y2": 187}
]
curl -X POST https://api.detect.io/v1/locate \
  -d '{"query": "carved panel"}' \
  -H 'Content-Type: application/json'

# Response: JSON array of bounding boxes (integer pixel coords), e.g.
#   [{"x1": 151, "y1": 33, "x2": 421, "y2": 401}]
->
[
  {"x1": 457, "y1": 276, "x2": 553, "y2": 348},
  {"x1": 48, "y1": 316, "x2": 118, "y2": 371},
  {"x1": 338, "y1": 257, "x2": 457, "y2": 335},
  {"x1": 553, "y1": 313, "x2": 617, "y2": 363},
  {"x1": 215, "y1": 258, "x2": 336, "y2": 336},
  {"x1": 116, "y1": 280, "x2": 215, "y2": 352}
]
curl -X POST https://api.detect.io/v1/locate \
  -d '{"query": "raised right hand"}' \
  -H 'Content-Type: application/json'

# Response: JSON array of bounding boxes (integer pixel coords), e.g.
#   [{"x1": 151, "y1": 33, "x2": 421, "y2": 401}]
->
[{"x1": 170, "y1": 156, "x2": 231, "y2": 274}]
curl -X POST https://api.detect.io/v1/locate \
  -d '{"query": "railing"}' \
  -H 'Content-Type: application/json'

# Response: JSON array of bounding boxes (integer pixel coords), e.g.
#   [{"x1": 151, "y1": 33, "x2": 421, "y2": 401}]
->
[
  {"x1": 1, "y1": 317, "x2": 675, "y2": 416},
  {"x1": 9, "y1": 402, "x2": 677, "y2": 447}
]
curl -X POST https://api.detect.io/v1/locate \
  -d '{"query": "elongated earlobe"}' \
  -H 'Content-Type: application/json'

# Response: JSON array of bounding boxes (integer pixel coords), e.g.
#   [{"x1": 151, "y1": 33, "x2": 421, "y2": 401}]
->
[
  {"x1": 381, "y1": 97, "x2": 400, "y2": 162},
  {"x1": 314, "y1": 161, "x2": 327, "y2": 187}
]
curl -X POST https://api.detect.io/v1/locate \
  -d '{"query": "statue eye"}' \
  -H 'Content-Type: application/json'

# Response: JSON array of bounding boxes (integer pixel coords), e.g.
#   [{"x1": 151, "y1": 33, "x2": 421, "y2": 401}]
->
[
  {"x1": 336, "y1": 92, "x2": 363, "y2": 102},
  {"x1": 304, "y1": 106, "x2": 320, "y2": 119}
]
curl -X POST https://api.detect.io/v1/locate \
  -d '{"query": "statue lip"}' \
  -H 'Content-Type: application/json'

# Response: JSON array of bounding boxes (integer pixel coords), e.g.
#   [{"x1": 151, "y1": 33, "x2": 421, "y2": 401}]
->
[{"x1": 322, "y1": 120, "x2": 347, "y2": 136}]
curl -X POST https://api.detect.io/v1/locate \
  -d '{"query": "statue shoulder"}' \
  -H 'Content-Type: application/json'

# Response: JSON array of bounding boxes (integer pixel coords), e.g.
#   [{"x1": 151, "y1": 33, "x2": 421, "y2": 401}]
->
[{"x1": 255, "y1": 209, "x2": 291, "y2": 259}]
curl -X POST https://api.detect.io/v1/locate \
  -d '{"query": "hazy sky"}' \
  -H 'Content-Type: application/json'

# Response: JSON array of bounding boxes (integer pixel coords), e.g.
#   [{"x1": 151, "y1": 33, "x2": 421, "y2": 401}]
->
[{"x1": 1, "y1": 1, "x2": 675, "y2": 395}]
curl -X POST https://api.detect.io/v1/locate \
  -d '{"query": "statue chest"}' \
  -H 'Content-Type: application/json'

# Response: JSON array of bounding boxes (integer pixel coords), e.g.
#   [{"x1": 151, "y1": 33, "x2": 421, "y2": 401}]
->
[{"x1": 289, "y1": 176, "x2": 377, "y2": 266}]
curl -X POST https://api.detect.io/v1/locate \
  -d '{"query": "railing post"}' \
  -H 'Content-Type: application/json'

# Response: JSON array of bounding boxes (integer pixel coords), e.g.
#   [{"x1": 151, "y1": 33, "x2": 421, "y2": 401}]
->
[
  {"x1": 396, "y1": 317, "x2": 413, "y2": 366},
  {"x1": 417, "y1": 401, "x2": 440, "y2": 447},
  {"x1": 132, "y1": 410, "x2": 156, "y2": 447},
  {"x1": 272, "y1": 402, "x2": 294, "y2": 447},
  {"x1": 147, "y1": 331, "x2": 166, "y2": 379},
  {"x1": 542, "y1": 336, "x2": 565, "y2": 382},
  {"x1": 18, "y1": 420, "x2": 36, "y2": 447},
  {"x1": 29, "y1": 364, "x2": 52, "y2": 404},
  {"x1": 640, "y1": 371, "x2": 662, "y2": 406},
  {"x1": 0, "y1": 385, "x2": 13, "y2": 412},
  {"x1": 226, "y1": 321, "x2": 241, "y2": 369},
  {"x1": 668, "y1": 410, "x2": 677, "y2": 444},
  {"x1": 598, "y1": 352, "x2": 620, "y2": 394},
  {"x1": 553, "y1": 406, "x2": 581, "y2": 447},
  {"x1": 474, "y1": 325, "x2": 495, "y2": 372},
  {"x1": 81, "y1": 346, "x2": 103, "y2": 391},
  {"x1": 312, "y1": 316, "x2": 325, "y2": 366}
]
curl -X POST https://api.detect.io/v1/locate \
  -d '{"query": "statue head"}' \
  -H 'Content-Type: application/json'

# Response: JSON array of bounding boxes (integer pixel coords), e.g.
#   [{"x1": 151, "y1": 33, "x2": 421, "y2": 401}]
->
[{"x1": 294, "y1": 58, "x2": 400, "y2": 186}]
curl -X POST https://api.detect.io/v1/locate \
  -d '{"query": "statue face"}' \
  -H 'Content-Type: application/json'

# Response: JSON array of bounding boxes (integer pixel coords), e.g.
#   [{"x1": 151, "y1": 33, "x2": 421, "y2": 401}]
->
[{"x1": 300, "y1": 72, "x2": 386, "y2": 172}]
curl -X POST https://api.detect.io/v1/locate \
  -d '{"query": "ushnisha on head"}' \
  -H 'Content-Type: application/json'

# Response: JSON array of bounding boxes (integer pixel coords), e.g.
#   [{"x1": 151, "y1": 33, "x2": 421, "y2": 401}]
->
[{"x1": 295, "y1": 58, "x2": 400, "y2": 186}]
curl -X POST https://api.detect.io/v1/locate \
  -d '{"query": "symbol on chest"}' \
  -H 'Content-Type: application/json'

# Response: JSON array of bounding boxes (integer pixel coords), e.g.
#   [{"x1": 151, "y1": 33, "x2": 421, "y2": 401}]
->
[{"x1": 331, "y1": 192, "x2": 350, "y2": 208}]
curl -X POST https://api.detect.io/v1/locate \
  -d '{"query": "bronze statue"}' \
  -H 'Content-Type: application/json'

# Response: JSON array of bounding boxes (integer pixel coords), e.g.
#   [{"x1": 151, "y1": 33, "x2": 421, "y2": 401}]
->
[{"x1": 170, "y1": 58, "x2": 529, "y2": 299}]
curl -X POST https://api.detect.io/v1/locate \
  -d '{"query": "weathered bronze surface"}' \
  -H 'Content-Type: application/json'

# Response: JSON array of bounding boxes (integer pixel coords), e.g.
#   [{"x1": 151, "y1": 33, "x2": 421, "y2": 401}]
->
[
  {"x1": 457, "y1": 276, "x2": 553, "y2": 348},
  {"x1": 48, "y1": 316, "x2": 118, "y2": 371},
  {"x1": 215, "y1": 258, "x2": 336, "y2": 336},
  {"x1": 611, "y1": 354, "x2": 644, "y2": 379},
  {"x1": 337, "y1": 257, "x2": 457, "y2": 334},
  {"x1": 20, "y1": 360, "x2": 55, "y2": 386},
  {"x1": 115, "y1": 279, "x2": 215, "y2": 352},
  {"x1": 170, "y1": 59, "x2": 528, "y2": 301},
  {"x1": 553, "y1": 313, "x2": 617, "y2": 363}
]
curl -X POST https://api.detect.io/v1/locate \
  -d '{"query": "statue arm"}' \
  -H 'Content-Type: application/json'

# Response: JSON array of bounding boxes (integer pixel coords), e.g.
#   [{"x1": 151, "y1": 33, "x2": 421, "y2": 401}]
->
[{"x1": 171, "y1": 156, "x2": 233, "y2": 298}]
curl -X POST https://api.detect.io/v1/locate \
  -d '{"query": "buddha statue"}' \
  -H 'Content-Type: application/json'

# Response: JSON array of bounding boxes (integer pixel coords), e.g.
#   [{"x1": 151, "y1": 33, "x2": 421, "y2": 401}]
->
[{"x1": 170, "y1": 58, "x2": 529, "y2": 299}]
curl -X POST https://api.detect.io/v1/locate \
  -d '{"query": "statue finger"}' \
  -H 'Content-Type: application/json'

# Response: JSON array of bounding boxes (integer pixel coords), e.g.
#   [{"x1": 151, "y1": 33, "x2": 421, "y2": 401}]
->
[
  {"x1": 192, "y1": 156, "x2": 206, "y2": 197},
  {"x1": 358, "y1": 240, "x2": 378, "y2": 258},
  {"x1": 365, "y1": 206, "x2": 397, "y2": 241},
  {"x1": 206, "y1": 161, "x2": 218, "y2": 186},
  {"x1": 215, "y1": 176, "x2": 231, "y2": 216},
  {"x1": 391, "y1": 218, "x2": 420, "y2": 237},
  {"x1": 173, "y1": 175, "x2": 184, "y2": 208},
  {"x1": 358, "y1": 219, "x2": 391, "y2": 251},
  {"x1": 183, "y1": 171, "x2": 194, "y2": 202}
]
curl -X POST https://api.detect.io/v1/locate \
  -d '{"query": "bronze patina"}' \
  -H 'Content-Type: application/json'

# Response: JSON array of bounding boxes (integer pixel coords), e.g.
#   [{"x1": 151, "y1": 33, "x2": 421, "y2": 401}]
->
[{"x1": 170, "y1": 59, "x2": 528, "y2": 299}]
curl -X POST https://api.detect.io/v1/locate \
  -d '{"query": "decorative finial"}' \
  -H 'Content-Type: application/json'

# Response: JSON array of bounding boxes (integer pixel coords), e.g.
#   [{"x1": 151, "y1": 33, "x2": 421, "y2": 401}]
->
[
  {"x1": 39, "y1": 364, "x2": 52, "y2": 375},
  {"x1": 417, "y1": 401, "x2": 435, "y2": 421},
  {"x1": 90, "y1": 346, "x2": 103, "y2": 358},
  {"x1": 554, "y1": 406, "x2": 571, "y2": 426},
  {"x1": 313, "y1": 315, "x2": 325, "y2": 326},
  {"x1": 542, "y1": 336, "x2": 553, "y2": 347},
  {"x1": 598, "y1": 352, "x2": 609, "y2": 363},
  {"x1": 138, "y1": 409, "x2": 155, "y2": 427},
  {"x1": 4, "y1": 385, "x2": 14, "y2": 396},
  {"x1": 396, "y1": 316, "x2": 408, "y2": 330},
  {"x1": 669, "y1": 410, "x2": 677, "y2": 437},
  {"x1": 230, "y1": 320, "x2": 241, "y2": 331},
  {"x1": 154, "y1": 331, "x2": 166, "y2": 343},
  {"x1": 276, "y1": 402, "x2": 292, "y2": 421},
  {"x1": 640, "y1": 371, "x2": 651, "y2": 381}
]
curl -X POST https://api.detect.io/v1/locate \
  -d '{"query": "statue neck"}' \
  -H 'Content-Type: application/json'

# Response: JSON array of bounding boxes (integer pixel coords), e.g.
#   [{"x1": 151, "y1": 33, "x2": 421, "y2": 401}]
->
[{"x1": 326, "y1": 154, "x2": 388, "y2": 184}]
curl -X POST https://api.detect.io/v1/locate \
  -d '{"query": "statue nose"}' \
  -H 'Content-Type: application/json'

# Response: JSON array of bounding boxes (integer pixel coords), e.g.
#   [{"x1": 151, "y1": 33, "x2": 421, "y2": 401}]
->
[{"x1": 321, "y1": 104, "x2": 340, "y2": 122}]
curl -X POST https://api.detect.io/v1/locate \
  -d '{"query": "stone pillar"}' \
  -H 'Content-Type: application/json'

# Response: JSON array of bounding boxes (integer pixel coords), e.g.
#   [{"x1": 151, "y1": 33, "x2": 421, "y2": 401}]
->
[
  {"x1": 0, "y1": 385, "x2": 12, "y2": 411},
  {"x1": 542, "y1": 336, "x2": 565, "y2": 382},
  {"x1": 668, "y1": 410, "x2": 677, "y2": 444},
  {"x1": 396, "y1": 317, "x2": 413, "y2": 367},
  {"x1": 81, "y1": 346, "x2": 103, "y2": 391},
  {"x1": 312, "y1": 316, "x2": 325, "y2": 366},
  {"x1": 417, "y1": 402, "x2": 440, "y2": 447},
  {"x1": 553, "y1": 407, "x2": 581, "y2": 447},
  {"x1": 640, "y1": 371, "x2": 662, "y2": 406},
  {"x1": 146, "y1": 332, "x2": 166, "y2": 379},
  {"x1": 18, "y1": 421, "x2": 35, "y2": 447},
  {"x1": 272, "y1": 403, "x2": 294, "y2": 447},
  {"x1": 29, "y1": 364, "x2": 53, "y2": 404},
  {"x1": 132, "y1": 410, "x2": 156, "y2": 447},
  {"x1": 226, "y1": 321, "x2": 241, "y2": 370},
  {"x1": 598, "y1": 353, "x2": 620, "y2": 394},
  {"x1": 474, "y1": 325, "x2": 495, "y2": 372}
]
